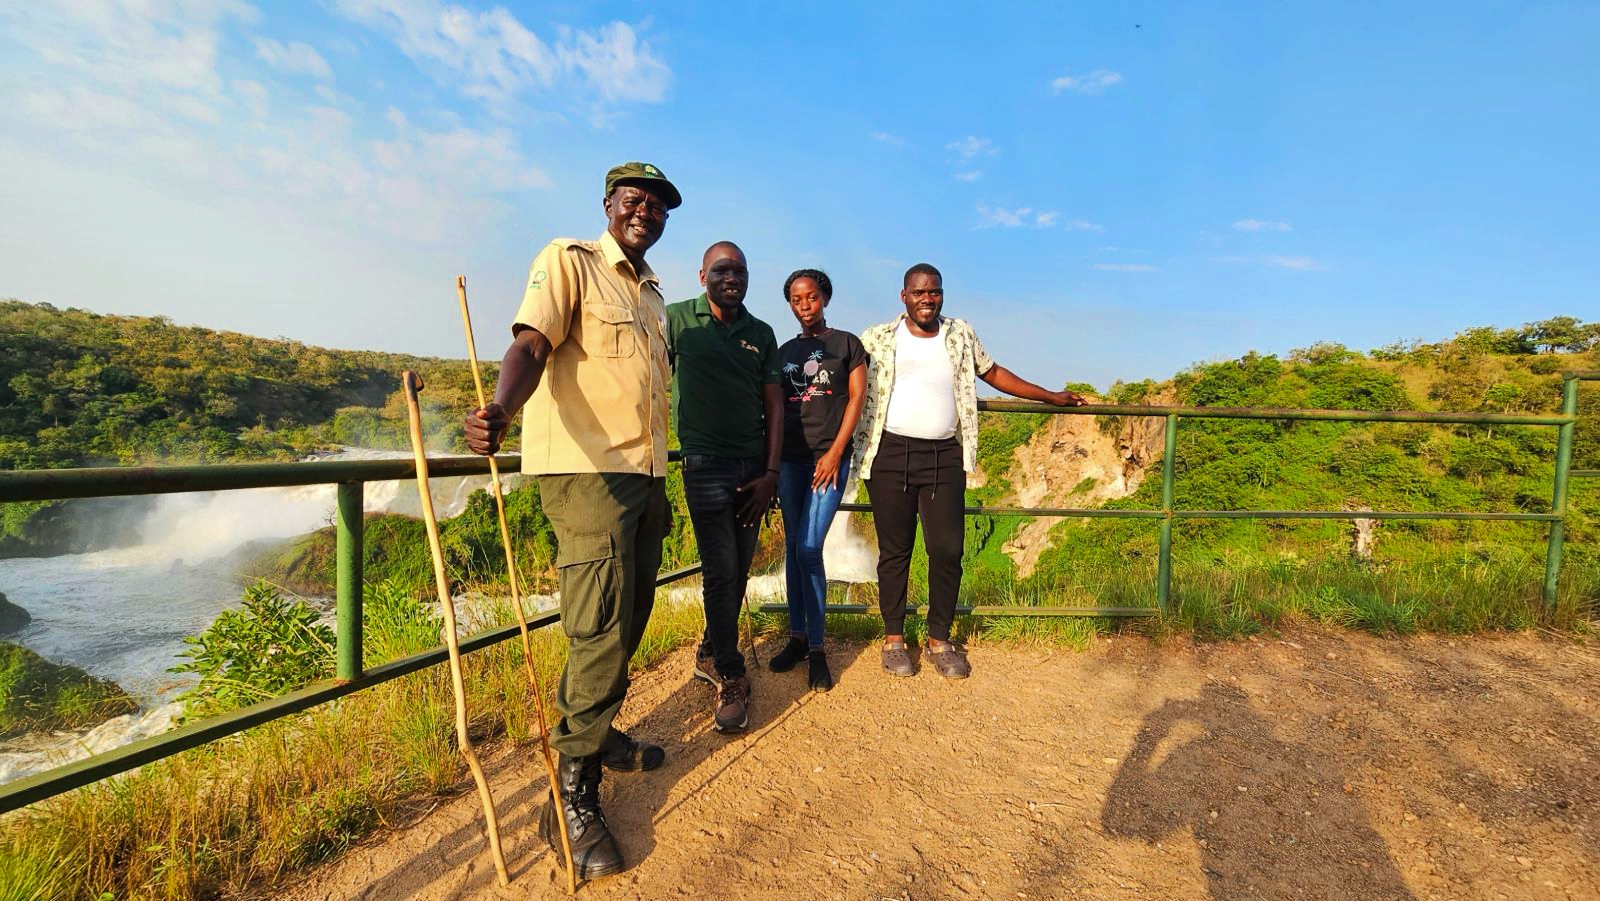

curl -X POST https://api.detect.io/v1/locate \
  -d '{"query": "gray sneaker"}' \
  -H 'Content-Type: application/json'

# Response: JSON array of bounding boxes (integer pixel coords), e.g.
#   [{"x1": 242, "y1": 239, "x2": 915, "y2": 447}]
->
[
  {"x1": 881, "y1": 640, "x2": 915, "y2": 677},
  {"x1": 924, "y1": 642, "x2": 971, "y2": 679}
]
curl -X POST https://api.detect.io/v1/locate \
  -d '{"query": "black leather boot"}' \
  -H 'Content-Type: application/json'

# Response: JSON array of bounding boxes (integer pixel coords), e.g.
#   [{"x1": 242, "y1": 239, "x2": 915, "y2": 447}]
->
[{"x1": 539, "y1": 752, "x2": 625, "y2": 879}]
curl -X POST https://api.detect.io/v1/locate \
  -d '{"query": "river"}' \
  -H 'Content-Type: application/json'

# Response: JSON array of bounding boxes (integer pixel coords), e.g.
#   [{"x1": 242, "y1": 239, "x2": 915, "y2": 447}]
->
[{"x1": 0, "y1": 450, "x2": 876, "y2": 785}]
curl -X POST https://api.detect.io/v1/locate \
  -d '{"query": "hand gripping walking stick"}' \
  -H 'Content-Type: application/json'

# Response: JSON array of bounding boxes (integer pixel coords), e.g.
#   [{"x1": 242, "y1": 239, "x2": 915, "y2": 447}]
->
[
  {"x1": 401, "y1": 370, "x2": 510, "y2": 887},
  {"x1": 456, "y1": 276, "x2": 576, "y2": 893}
]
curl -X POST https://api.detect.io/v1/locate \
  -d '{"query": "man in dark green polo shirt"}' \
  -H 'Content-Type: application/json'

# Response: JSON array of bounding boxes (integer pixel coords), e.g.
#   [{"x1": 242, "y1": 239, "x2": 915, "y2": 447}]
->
[{"x1": 665, "y1": 241, "x2": 782, "y2": 733}]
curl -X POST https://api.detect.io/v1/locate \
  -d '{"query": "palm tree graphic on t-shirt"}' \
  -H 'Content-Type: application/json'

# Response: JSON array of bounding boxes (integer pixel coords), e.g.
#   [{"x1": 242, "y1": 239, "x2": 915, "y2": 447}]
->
[{"x1": 785, "y1": 350, "x2": 830, "y2": 401}]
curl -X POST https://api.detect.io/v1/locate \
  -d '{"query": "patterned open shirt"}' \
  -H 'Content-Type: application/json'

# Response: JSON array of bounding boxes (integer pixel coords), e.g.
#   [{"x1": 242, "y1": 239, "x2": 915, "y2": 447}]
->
[{"x1": 851, "y1": 314, "x2": 996, "y2": 479}]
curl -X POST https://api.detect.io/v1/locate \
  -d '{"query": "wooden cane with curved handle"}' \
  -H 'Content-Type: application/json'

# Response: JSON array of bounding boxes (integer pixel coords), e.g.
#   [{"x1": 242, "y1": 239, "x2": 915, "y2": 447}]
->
[
  {"x1": 401, "y1": 370, "x2": 510, "y2": 887},
  {"x1": 457, "y1": 276, "x2": 576, "y2": 892}
]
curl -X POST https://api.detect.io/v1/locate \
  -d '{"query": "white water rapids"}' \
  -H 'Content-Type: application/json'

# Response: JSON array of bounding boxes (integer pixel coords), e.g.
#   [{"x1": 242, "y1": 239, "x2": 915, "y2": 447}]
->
[{"x1": 0, "y1": 451, "x2": 876, "y2": 784}]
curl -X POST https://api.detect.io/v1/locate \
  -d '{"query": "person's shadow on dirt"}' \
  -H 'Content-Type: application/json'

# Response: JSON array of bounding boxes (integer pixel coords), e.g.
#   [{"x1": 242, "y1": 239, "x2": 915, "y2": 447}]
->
[{"x1": 1101, "y1": 681, "x2": 1416, "y2": 901}]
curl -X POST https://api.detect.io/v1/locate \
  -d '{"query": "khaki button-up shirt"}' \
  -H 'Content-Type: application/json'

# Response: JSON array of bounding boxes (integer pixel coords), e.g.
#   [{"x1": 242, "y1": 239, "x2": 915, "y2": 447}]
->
[{"x1": 512, "y1": 231, "x2": 670, "y2": 476}]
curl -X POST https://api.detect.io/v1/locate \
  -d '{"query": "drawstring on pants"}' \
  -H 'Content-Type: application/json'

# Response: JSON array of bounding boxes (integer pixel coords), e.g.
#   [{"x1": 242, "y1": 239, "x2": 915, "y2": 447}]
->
[
  {"x1": 883, "y1": 431, "x2": 957, "y2": 498},
  {"x1": 903, "y1": 436, "x2": 910, "y2": 494}
]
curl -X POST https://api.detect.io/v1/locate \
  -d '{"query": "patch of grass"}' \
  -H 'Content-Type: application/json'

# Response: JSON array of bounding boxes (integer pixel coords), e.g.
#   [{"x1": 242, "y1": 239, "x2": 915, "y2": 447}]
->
[
  {"x1": 0, "y1": 642, "x2": 137, "y2": 737},
  {"x1": 0, "y1": 833, "x2": 72, "y2": 901},
  {"x1": 0, "y1": 580, "x2": 712, "y2": 901}
]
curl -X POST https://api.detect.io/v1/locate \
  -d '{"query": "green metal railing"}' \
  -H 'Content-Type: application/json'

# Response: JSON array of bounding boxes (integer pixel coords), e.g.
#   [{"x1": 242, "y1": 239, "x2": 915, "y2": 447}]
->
[
  {"x1": 0, "y1": 372, "x2": 1593, "y2": 813},
  {"x1": 759, "y1": 372, "x2": 1596, "y2": 619}
]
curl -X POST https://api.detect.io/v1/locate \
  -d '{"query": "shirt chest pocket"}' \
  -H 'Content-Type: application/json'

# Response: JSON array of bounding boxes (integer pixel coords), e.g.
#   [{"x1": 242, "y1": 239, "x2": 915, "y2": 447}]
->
[{"x1": 582, "y1": 302, "x2": 637, "y2": 358}]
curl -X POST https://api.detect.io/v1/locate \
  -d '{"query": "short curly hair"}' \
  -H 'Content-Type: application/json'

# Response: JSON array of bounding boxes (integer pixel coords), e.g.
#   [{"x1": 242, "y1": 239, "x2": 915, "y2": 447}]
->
[
  {"x1": 783, "y1": 268, "x2": 833, "y2": 302},
  {"x1": 903, "y1": 262, "x2": 941, "y2": 287}
]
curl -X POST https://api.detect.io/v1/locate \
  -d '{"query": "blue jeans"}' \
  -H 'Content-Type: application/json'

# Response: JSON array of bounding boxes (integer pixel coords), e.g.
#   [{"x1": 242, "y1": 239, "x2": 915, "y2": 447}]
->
[
  {"x1": 683, "y1": 454, "x2": 766, "y2": 680},
  {"x1": 777, "y1": 456, "x2": 851, "y2": 648}
]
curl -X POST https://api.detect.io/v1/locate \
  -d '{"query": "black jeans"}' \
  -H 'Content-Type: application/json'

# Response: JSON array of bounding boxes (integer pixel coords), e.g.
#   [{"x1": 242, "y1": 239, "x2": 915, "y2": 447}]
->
[
  {"x1": 683, "y1": 454, "x2": 765, "y2": 679},
  {"x1": 866, "y1": 432, "x2": 965, "y2": 642}
]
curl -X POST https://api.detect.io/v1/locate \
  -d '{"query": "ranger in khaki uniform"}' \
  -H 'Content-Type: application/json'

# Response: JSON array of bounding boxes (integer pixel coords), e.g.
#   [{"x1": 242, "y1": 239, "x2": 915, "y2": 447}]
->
[{"x1": 464, "y1": 161, "x2": 681, "y2": 880}]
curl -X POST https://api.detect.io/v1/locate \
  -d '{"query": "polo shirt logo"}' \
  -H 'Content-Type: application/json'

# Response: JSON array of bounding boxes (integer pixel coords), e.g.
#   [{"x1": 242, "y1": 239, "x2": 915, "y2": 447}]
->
[{"x1": 739, "y1": 338, "x2": 760, "y2": 354}]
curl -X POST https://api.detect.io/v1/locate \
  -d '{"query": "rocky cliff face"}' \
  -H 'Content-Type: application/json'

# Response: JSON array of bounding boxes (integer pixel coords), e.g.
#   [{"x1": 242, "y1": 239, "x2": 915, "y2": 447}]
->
[{"x1": 998, "y1": 394, "x2": 1173, "y2": 578}]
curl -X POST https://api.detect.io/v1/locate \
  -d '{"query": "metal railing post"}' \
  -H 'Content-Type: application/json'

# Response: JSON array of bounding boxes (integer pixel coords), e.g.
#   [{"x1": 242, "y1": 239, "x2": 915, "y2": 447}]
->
[
  {"x1": 1543, "y1": 376, "x2": 1579, "y2": 610},
  {"x1": 336, "y1": 481, "x2": 364, "y2": 680},
  {"x1": 1157, "y1": 414, "x2": 1178, "y2": 613}
]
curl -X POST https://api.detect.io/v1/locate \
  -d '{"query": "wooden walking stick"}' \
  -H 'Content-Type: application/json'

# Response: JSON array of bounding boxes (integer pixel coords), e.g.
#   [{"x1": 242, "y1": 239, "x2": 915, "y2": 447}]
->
[
  {"x1": 401, "y1": 370, "x2": 510, "y2": 888},
  {"x1": 456, "y1": 275, "x2": 576, "y2": 893},
  {"x1": 742, "y1": 591, "x2": 760, "y2": 667}
]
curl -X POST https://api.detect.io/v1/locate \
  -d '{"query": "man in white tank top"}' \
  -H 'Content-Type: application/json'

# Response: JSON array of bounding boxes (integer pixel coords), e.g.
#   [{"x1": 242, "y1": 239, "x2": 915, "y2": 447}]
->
[{"x1": 852, "y1": 263, "x2": 1087, "y2": 678}]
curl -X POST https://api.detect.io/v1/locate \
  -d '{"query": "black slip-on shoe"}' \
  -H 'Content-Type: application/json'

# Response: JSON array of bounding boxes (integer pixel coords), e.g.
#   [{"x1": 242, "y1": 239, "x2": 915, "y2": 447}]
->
[
  {"x1": 768, "y1": 636, "x2": 809, "y2": 673},
  {"x1": 807, "y1": 650, "x2": 834, "y2": 692}
]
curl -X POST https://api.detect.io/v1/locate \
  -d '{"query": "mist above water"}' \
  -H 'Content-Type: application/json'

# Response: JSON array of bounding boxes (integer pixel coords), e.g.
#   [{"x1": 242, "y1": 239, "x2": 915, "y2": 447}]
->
[{"x1": 0, "y1": 448, "x2": 521, "y2": 782}]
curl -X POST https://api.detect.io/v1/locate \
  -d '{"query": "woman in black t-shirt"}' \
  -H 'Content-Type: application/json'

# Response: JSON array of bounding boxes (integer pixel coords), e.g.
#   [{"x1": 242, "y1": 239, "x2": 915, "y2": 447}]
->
[{"x1": 769, "y1": 269, "x2": 868, "y2": 692}]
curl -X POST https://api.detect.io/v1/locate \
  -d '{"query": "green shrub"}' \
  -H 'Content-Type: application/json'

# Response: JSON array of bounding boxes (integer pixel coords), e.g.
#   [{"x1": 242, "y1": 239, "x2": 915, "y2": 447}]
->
[{"x1": 172, "y1": 583, "x2": 335, "y2": 719}]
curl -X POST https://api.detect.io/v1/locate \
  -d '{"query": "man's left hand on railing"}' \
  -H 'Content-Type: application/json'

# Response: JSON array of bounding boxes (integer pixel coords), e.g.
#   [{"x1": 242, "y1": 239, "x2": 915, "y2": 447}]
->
[{"x1": 1046, "y1": 389, "x2": 1090, "y2": 407}]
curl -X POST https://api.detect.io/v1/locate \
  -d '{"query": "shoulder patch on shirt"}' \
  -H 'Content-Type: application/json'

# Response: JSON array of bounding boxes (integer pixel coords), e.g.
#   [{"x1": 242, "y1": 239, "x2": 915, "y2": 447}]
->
[
  {"x1": 528, "y1": 269, "x2": 548, "y2": 289},
  {"x1": 551, "y1": 238, "x2": 599, "y2": 254}
]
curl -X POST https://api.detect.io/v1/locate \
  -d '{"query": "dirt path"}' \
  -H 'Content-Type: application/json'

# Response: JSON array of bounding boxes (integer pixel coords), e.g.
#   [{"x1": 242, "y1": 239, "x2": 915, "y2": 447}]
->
[{"x1": 273, "y1": 628, "x2": 1600, "y2": 900}]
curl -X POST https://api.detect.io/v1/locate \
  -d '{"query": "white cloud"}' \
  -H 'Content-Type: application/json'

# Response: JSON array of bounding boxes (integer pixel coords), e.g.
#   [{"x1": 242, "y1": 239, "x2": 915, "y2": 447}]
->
[
  {"x1": 18, "y1": 84, "x2": 148, "y2": 131},
  {"x1": 1051, "y1": 69, "x2": 1123, "y2": 95},
  {"x1": 1094, "y1": 263, "x2": 1158, "y2": 272},
  {"x1": 947, "y1": 135, "x2": 996, "y2": 159},
  {"x1": 954, "y1": 170, "x2": 982, "y2": 182},
  {"x1": 1216, "y1": 255, "x2": 1326, "y2": 271},
  {"x1": 166, "y1": 93, "x2": 222, "y2": 123},
  {"x1": 8, "y1": 1, "x2": 257, "y2": 100},
  {"x1": 1233, "y1": 218, "x2": 1292, "y2": 232},
  {"x1": 977, "y1": 204, "x2": 1030, "y2": 228},
  {"x1": 331, "y1": 1, "x2": 669, "y2": 113},
  {"x1": 1, "y1": 3, "x2": 550, "y2": 249},
  {"x1": 233, "y1": 79, "x2": 269, "y2": 118},
  {"x1": 1064, "y1": 219, "x2": 1104, "y2": 232},
  {"x1": 254, "y1": 38, "x2": 333, "y2": 80},
  {"x1": 557, "y1": 22, "x2": 670, "y2": 103},
  {"x1": 870, "y1": 131, "x2": 905, "y2": 146},
  {"x1": 976, "y1": 204, "x2": 1075, "y2": 229},
  {"x1": 1264, "y1": 255, "x2": 1323, "y2": 270},
  {"x1": 305, "y1": 105, "x2": 354, "y2": 135},
  {"x1": 313, "y1": 83, "x2": 355, "y2": 106}
]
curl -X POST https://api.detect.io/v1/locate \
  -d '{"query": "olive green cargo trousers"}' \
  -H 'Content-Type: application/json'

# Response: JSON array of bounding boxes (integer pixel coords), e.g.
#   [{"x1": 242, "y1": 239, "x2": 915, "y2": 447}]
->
[{"x1": 538, "y1": 473, "x2": 669, "y2": 757}]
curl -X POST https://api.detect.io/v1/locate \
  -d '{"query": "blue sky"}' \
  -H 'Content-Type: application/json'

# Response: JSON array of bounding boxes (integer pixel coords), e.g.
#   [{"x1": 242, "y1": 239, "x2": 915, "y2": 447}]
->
[{"x1": 1, "y1": 1, "x2": 1595, "y2": 391}]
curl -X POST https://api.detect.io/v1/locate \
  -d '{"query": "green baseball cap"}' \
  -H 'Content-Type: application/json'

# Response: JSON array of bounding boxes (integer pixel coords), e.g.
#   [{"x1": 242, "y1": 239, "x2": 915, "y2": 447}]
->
[{"x1": 604, "y1": 161, "x2": 682, "y2": 210}]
